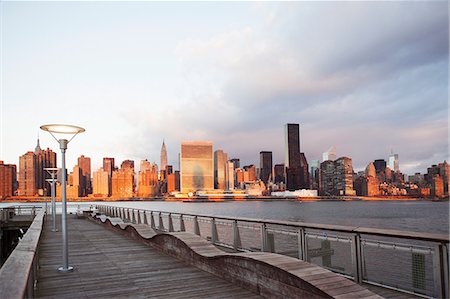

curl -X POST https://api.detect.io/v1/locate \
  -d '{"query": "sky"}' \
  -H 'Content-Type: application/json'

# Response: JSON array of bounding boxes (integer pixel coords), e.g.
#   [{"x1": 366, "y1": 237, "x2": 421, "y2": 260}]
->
[{"x1": 0, "y1": 1, "x2": 448, "y2": 175}]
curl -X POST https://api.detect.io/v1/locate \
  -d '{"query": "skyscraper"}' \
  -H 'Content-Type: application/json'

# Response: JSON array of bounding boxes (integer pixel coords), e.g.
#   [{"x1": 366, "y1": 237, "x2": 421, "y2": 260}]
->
[
  {"x1": 214, "y1": 150, "x2": 228, "y2": 189},
  {"x1": 77, "y1": 155, "x2": 91, "y2": 196},
  {"x1": 180, "y1": 141, "x2": 213, "y2": 193},
  {"x1": 225, "y1": 161, "x2": 235, "y2": 190},
  {"x1": 388, "y1": 152, "x2": 399, "y2": 172},
  {"x1": 373, "y1": 159, "x2": 387, "y2": 173},
  {"x1": 0, "y1": 161, "x2": 16, "y2": 199},
  {"x1": 103, "y1": 157, "x2": 115, "y2": 194},
  {"x1": 160, "y1": 140, "x2": 168, "y2": 173},
  {"x1": 137, "y1": 160, "x2": 158, "y2": 197},
  {"x1": 319, "y1": 157, "x2": 355, "y2": 196},
  {"x1": 92, "y1": 168, "x2": 110, "y2": 197},
  {"x1": 322, "y1": 146, "x2": 337, "y2": 162},
  {"x1": 285, "y1": 123, "x2": 307, "y2": 191},
  {"x1": 18, "y1": 152, "x2": 37, "y2": 196},
  {"x1": 259, "y1": 151, "x2": 273, "y2": 186}
]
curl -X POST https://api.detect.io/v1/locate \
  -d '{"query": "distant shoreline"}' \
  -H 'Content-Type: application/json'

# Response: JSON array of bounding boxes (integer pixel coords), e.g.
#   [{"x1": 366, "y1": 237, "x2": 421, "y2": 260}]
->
[{"x1": 1, "y1": 195, "x2": 447, "y2": 203}]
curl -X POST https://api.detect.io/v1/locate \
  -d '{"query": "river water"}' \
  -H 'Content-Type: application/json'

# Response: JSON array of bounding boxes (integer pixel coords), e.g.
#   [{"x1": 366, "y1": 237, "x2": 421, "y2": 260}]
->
[{"x1": 3, "y1": 200, "x2": 448, "y2": 234}]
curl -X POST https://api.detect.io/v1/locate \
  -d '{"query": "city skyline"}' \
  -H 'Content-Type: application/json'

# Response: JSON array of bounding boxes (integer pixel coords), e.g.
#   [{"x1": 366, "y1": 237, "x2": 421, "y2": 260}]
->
[{"x1": 1, "y1": 2, "x2": 447, "y2": 174}]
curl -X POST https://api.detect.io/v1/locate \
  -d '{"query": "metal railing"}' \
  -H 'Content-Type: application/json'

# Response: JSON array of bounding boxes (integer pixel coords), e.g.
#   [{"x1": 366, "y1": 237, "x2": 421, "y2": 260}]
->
[{"x1": 96, "y1": 204, "x2": 449, "y2": 299}]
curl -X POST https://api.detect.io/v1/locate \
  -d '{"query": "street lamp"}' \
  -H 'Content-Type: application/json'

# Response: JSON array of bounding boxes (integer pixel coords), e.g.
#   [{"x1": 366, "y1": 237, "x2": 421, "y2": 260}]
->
[
  {"x1": 40, "y1": 124, "x2": 85, "y2": 273},
  {"x1": 44, "y1": 167, "x2": 59, "y2": 232}
]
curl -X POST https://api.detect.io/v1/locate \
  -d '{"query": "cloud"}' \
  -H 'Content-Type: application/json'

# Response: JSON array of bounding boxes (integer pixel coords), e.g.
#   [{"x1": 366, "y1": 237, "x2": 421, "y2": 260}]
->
[{"x1": 121, "y1": 2, "x2": 448, "y2": 174}]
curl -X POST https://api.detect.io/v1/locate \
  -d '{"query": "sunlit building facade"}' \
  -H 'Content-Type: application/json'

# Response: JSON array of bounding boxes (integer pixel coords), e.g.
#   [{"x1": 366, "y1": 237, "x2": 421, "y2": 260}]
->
[{"x1": 180, "y1": 141, "x2": 213, "y2": 193}]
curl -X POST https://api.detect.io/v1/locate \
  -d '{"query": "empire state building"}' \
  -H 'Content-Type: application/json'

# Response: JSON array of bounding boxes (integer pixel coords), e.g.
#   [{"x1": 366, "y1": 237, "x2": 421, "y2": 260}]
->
[{"x1": 160, "y1": 140, "x2": 168, "y2": 172}]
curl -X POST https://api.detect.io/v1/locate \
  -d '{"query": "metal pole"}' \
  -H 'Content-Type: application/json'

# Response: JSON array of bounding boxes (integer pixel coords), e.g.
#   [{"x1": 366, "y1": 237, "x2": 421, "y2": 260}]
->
[
  {"x1": 58, "y1": 139, "x2": 73, "y2": 272},
  {"x1": 51, "y1": 172, "x2": 57, "y2": 232}
]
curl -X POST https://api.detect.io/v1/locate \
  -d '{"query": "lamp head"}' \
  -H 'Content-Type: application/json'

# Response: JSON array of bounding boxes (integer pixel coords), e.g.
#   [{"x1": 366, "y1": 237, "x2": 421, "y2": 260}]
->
[{"x1": 40, "y1": 124, "x2": 85, "y2": 145}]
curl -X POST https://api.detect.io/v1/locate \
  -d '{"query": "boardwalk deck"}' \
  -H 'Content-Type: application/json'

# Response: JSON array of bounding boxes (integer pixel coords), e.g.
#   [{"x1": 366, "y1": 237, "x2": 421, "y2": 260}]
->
[{"x1": 36, "y1": 215, "x2": 261, "y2": 299}]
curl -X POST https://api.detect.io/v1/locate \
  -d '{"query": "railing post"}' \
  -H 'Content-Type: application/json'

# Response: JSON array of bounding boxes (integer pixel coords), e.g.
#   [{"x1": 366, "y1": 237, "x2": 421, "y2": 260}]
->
[
  {"x1": 211, "y1": 218, "x2": 219, "y2": 243},
  {"x1": 193, "y1": 216, "x2": 200, "y2": 236},
  {"x1": 233, "y1": 220, "x2": 241, "y2": 250},
  {"x1": 168, "y1": 214, "x2": 174, "y2": 232},
  {"x1": 433, "y1": 243, "x2": 449, "y2": 299},
  {"x1": 261, "y1": 223, "x2": 268, "y2": 252},
  {"x1": 150, "y1": 212, "x2": 156, "y2": 229},
  {"x1": 137, "y1": 210, "x2": 142, "y2": 224},
  {"x1": 159, "y1": 212, "x2": 165, "y2": 231},
  {"x1": 180, "y1": 215, "x2": 186, "y2": 232},
  {"x1": 298, "y1": 228, "x2": 307, "y2": 261},
  {"x1": 351, "y1": 233, "x2": 363, "y2": 284},
  {"x1": 143, "y1": 211, "x2": 148, "y2": 225}
]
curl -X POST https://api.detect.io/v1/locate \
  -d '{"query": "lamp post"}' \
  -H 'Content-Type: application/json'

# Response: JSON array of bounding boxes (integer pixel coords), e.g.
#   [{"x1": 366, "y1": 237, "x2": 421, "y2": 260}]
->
[
  {"x1": 40, "y1": 124, "x2": 85, "y2": 273},
  {"x1": 44, "y1": 167, "x2": 59, "y2": 232}
]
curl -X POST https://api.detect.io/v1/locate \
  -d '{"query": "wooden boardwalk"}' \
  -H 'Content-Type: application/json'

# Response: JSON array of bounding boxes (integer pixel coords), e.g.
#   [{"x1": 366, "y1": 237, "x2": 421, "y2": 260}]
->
[{"x1": 35, "y1": 215, "x2": 261, "y2": 299}]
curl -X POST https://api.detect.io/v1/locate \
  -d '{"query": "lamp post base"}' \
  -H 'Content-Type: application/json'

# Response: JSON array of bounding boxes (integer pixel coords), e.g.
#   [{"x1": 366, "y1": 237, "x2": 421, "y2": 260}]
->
[{"x1": 58, "y1": 266, "x2": 74, "y2": 273}]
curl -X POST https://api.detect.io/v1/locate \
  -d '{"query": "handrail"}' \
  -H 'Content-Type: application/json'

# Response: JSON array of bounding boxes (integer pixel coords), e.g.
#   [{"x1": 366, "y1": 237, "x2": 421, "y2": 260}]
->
[
  {"x1": 97, "y1": 204, "x2": 449, "y2": 298},
  {"x1": 0, "y1": 207, "x2": 45, "y2": 299},
  {"x1": 97, "y1": 206, "x2": 449, "y2": 243}
]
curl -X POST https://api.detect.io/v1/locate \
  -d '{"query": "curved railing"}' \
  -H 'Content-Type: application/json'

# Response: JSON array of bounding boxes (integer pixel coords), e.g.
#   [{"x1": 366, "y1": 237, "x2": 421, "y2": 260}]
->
[
  {"x1": 0, "y1": 207, "x2": 45, "y2": 299},
  {"x1": 97, "y1": 204, "x2": 449, "y2": 299}
]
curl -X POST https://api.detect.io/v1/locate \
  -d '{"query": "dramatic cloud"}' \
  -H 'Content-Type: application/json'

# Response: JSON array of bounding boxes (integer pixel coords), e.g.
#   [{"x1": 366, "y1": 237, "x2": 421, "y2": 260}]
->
[{"x1": 126, "y1": 2, "x2": 448, "y2": 174}]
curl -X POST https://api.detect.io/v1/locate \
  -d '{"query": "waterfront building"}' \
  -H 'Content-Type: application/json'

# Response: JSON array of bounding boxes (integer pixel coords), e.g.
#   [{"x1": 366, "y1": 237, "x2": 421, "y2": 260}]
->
[
  {"x1": 180, "y1": 141, "x2": 213, "y2": 193},
  {"x1": 214, "y1": 150, "x2": 228, "y2": 189},
  {"x1": 160, "y1": 140, "x2": 168, "y2": 174},
  {"x1": 243, "y1": 165, "x2": 257, "y2": 182},
  {"x1": 18, "y1": 151, "x2": 37, "y2": 196},
  {"x1": 388, "y1": 152, "x2": 399, "y2": 172},
  {"x1": 230, "y1": 158, "x2": 240, "y2": 170},
  {"x1": 103, "y1": 157, "x2": 115, "y2": 194},
  {"x1": 0, "y1": 161, "x2": 16, "y2": 199},
  {"x1": 354, "y1": 176, "x2": 379, "y2": 196},
  {"x1": 374, "y1": 159, "x2": 387, "y2": 174},
  {"x1": 299, "y1": 153, "x2": 310, "y2": 189},
  {"x1": 137, "y1": 160, "x2": 158, "y2": 197},
  {"x1": 319, "y1": 157, "x2": 355, "y2": 196},
  {"x1": 77, "y1": 155, "x2": 91, "y2": 196},
  {"x1": 274, "y1": 164, "x2": 285, "y2": 184},
  {"x1": 225, "y1": 161, "x2": 235, "y2": 190},
  {"x1": 235, "y1": 168, "x2": 244, "y2": 189},
  {"x1": 111, "y1": 166, "x2": 135, "y2": 198},
  {"x1": 92, "y1": 168, "x2": 110, "y2": 197},
  {"x1": 66, "y1": 165, "x2": 82, "y2": 198},
  {"x1": 365, "y1": 162, "x2": 376, "y2": 177},
  {"x1": 426, "y1": 161, "x2": 449, "y2": 195},
  {"x1": 431, "y1": 175, "x2": 444, "y2": 198},
  {"x1": 167, "y1": 171, "x2": 180, "y2": 193},
  {"x1": 33, "y1": 139, "x2": 57, "y2": 196},
  {"x1": 259, "y1": 151, "x2": 272, "y2": 186},
  {"x1": 285, "y1": 123, "x2": 302, "y2": 191},
  {"x1": 322, "y1": 146, "x2": 337, "y2": 162}
]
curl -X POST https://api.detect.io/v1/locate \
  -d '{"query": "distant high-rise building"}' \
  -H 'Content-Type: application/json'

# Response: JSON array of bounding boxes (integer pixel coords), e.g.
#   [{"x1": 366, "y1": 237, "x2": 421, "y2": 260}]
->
[
  {"x1": 34, "y1": 139, "x2": 57, "y2": 196},
  {"x1": 214, "y1": 150, "x2": 228, "y2": 189},
  {"x1": 319, "y1": 157, "x2": 355, "y2": 196},
  {"x1": 285, "y1": 123, "x2": 309, "y2": 190},
  {"x1": 77, "y1": 155, "x2": 91, "y2": 196},
  {"x1": 103, "y1": 157, "x2": 115, "y2": 193},
  {"x1": 299, "y1": 153, "x2": 310, "y2": 189},
  {"x1": 322, "y1": 146, "x2": 337, "y2": 162},
  {"x1": 243, "y1": 165, "x2": 257, "y2": 182},
  {"x1": 121, "y1": 160, "x2": 135, "y2": 171},
  {"x1": 18, "y1": 152, "x2": 37, "y2": 196},
  {"x1": 225, "y1": 161, "x2": 235, "y2": 190},
  {"x1": 167, "y1": 171, "x2": 181, "y2": 193},
  {"x1": 285, "y1": 123, "x2": 301, "y2": 191},
  {"x1": 259, "y1": 151, "x2": 272, "y2": 186},
  {"x1": 388, "y1": 152, "x2": 399, "y2": 172},
  {"x1": 92, "y1": 168, "x2": 110, "y2": 197},
  {"x1": 137, "y1": 160, "x2": 158, "y2": 197},
  {"x1": 0, "y1": 161, "x2": 16, "y2": 199},
  {"x1": 426, "y1": 161, "x2": 449, "y2": 195},
  {"x1": 180, "y1": 141, "x2": 213, "y2": 193},
  {"x1": 373, "y1": 159, "x2": 387, "y2": 174},
  {"x1": 365, "y1": 162, "x2": 376, "y2": 177},
  {"x1": 160, "y1": 140, "x2": 168, "y2": 173},
  {"x1": 274, "y1": 164, "x2": 285, "y2": 184},
  {"x1": 230, "y1": 158, "x2": 240, "y2": 170},
  {"x1": 310, "y1": 160, "x2": 320, "y2": 189},
  {"x1": 111, "y1": 163, "x2": 135, "y2": 198}
]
